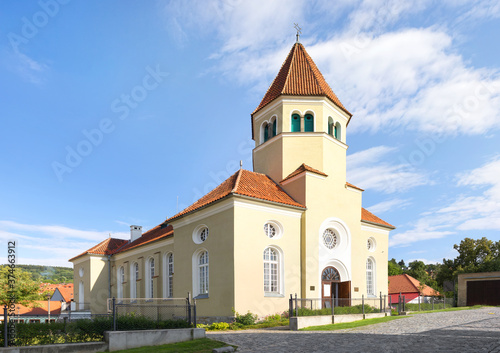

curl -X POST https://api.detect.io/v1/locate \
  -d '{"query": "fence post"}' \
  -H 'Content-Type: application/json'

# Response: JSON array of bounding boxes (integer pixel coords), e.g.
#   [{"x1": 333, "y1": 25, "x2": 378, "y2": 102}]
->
[
  {"x1": 379, "y1": 292, "x2": 382, "y2": 313},
  {"x1": 289, "y1": 294, "x2": 293, "y2": 318},
  {"x1": 403, "y1": 296, "x2": 406, "y2": 312},
  {"x1": 68, "y1": 300, "x2": 72, "y2": 322},
  {"x1": 398, "y1": 293, "x2": 401, "y2": 314},
  {"x1": 193, "y1": 299, "x2": 197, "y2": 327},
  {"x1": 4, "y1": 306, "x2": 8, "y2": 348},
  {"x1": 384, "y1": 295, "x2": 387, "y2": 313},
  {"x1": 432, "y1": 296, "x2": 434, "y2": 310},
  {"x1": 444, "y1": 293, "x2": 447, "y2": 309},
  {"x1": 112, "y1": 297, "x2": 116, "y2": 331},
  {"x1": 418, "y1": 295, "x2": 421, "y2": 311},
  {"x1": 294, "y1": 294, "x2": 298, "y2": 317},
  {"x1": 187, "y1": 294, "x2": 191, "y2": 326},
  {"x1": 362, "y1": 295, "x2": 365, "y2": 316},
  {"x1": 330, "y1": 296, "x2": 334, "y2": 317}
]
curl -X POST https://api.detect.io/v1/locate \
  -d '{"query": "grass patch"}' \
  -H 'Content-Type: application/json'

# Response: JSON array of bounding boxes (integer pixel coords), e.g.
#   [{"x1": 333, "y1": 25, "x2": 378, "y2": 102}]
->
[
  {"x1": 301, "y1": 315, "x2": 408, "y2": 331},
  {"x1": 111, "y1": 338, "x2": 235, "y2": 353},
  {"x1": 409, "y1": 305, "x2": 483, "y2": 314}
]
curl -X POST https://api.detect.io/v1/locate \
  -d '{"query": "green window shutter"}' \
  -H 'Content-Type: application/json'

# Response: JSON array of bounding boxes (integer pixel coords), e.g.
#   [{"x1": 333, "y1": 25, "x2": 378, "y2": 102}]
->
[
  {"x1": 272, "y1": 119, "x2": 277, "y2": 137},
  {"x1": 334, "y1": 125, "x2": 338, "y2": 138},
  {"x1": 264, "y1": 124, "x2": 269, "y2": 142},
  {"x1": 305, "y1": 114, "x2": 314, "y2": 132},
  {"x1": 291, "y1": 114, "x2": 300, "y2": 132}
]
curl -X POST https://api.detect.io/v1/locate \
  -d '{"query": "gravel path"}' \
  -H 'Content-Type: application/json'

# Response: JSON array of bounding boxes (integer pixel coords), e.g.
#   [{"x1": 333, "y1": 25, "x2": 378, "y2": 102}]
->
[{"x1": 208, "y1": 307, "x2": 500, "y2": 352}]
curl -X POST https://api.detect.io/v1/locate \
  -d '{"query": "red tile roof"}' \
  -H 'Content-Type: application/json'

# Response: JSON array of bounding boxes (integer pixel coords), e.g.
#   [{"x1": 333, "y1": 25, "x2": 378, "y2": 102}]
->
[
  {"x1": 111, "y1": 224, "x2": 173, "y2": 254},
  {"x1": 166, "y1": 169, "x2": 305, "y2": 223},
  {"x1": 252, "y1": 43, "x2": 352, "y2": 117},
  {"x1": 40, "y1": 283, "x2": 74, "y2": 302},
  {"x1": 389, "y1": 274, "x2": 440, "y2": 296},
  {"x1": 281, "y1": 163, "x2": 328, "y2": 183},
  {"x1": 16, "y1": 301, "x2": 62, "y2": 316},
  {"x1": 346, "y1": 182, "x2": 364, "y2": 191},
  {"x1": 361, "y1": 208, "x2": 395, "y2": 229},
  {"x1": 69, "y1": 237, "x2": 128, "y2": 261}
]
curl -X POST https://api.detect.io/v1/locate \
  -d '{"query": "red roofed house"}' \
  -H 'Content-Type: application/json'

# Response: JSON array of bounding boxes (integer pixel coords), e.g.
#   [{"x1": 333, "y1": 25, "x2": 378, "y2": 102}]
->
[
  {"x1": 1, "y1": 301, "x2": 62, "y2": 324},
  {"x1": 389, "y1": 274, "x2": 440, "y2": 304},
  {"x1": 69, "y1": 38, "x2": 395, "y2": 321}
]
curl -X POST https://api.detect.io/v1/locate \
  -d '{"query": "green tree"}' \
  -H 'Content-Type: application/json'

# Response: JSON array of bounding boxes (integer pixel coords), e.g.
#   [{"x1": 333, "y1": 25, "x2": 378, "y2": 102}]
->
[
  {"x1": 388, "y1": 258, "x2": 403, "y2": 276},
  {"x1": 0, "y1": 266, "x2": 46, "y2": 307},
  {"x1": 453, "y1": 237, "x2": 500, "y2": 273}
]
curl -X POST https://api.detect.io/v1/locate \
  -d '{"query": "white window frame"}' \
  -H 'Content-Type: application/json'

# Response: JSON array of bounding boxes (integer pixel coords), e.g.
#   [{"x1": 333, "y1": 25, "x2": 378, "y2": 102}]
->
[
  {"x1": 263, "y1": 246, "x2": 284, "y2": 297},
  {"x1": 366, "y1": 257, "x2": 376, "y2": 296},
  {"x1": 130, "y1": 262, "x2": 138, "y2": 299},
  {"x1": 79, "y1": 280, "x2": 84, "y2": 307},
  {"x1": 117, "y1": 266, "x2": 125, "y2": 299},
  {"x1": 192, "y1": 225, "x2": 209, "y2": 244},
  {"x1": 192, "y1": 249, "x2": 209, "y2": 298},
  {"x1": 146, "y1": 257, "x2": 155, "y2": 299},
  {"x1": 163, "y1": 252, "x2": 174, "y2": 298}
]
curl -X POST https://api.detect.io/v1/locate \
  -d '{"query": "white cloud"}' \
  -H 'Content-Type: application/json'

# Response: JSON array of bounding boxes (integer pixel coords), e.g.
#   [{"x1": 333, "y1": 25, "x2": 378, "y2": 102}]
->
[
  {"x1": 367, "y1": 198, "x2": 412, "y2": 215},
  {"x1": 347, "y1": 146, "x2": 429, "y2": 193}
]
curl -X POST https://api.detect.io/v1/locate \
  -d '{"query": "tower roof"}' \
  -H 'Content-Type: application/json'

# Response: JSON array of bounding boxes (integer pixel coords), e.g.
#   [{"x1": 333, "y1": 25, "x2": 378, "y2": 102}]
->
[{"x1": 252, "y1": 42, "x2": 352, "y2": 117}]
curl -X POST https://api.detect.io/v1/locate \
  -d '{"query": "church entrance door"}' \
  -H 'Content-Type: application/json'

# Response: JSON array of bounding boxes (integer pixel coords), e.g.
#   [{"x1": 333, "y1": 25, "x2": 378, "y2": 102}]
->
[{"x1": 321, "y1": 266, "x2": 351, "y2": 308}]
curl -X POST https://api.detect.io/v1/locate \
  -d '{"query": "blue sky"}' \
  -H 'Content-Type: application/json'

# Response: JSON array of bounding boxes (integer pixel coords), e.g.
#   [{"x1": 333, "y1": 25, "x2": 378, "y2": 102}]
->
[{"x1": 0, "y1": 0, "x2": 499, "y2": 268}]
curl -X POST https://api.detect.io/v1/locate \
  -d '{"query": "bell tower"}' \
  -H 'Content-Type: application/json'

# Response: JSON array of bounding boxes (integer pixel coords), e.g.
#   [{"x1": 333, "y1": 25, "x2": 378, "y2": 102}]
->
[{"x1": 251, "y1": 41, "x2": 352, "y2": 185}]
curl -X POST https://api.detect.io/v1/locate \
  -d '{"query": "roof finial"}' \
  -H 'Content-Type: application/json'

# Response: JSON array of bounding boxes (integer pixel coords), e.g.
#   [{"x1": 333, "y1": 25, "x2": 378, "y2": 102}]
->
[
  {"x1": 239, "y1": 160, "x2": 243, "y2": 169},
  {"x1": 294, "y1": 23, "x2": 302, "y2": 43}
]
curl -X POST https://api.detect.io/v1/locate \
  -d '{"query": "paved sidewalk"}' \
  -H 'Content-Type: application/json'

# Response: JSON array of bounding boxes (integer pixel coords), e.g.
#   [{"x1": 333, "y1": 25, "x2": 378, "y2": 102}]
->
[{"x1": 208, "y1": 307, "x2": 500, "y2": 352}]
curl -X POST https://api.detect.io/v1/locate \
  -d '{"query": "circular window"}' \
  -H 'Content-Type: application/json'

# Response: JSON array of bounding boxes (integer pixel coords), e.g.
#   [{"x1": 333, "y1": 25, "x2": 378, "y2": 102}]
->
[
  {"x1": 192, "y1": 225, "x2": 209, "y2": 244},
  {"x1": 323, "y1": 229, "x2": 338, "y2": 249},
  {"x1": 367, "y1": 237, "x2": 376, "y2": 252},
  {"x1": 79, "y1": 268, "x2": 84, "y2": 278},
  {"x1": 264, "y1": 223, "x2": 276, "y2": 238}
]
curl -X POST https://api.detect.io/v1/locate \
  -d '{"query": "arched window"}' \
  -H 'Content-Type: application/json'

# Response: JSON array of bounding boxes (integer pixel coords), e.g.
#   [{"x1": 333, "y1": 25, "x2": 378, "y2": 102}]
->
[
  {"x1": 366, "y1": 258, "x2": 375, "y2": 296},
  {"x1": 117, "y1": 266, "x2": 124, "y2": 299},
  {"x1": 271, "y1": 118, "x2": 277, "y2": 137},
  {"x1": 146, "y1": 258, "x2": 155, "y2": 299},
  {"x1": 263, "y1": 247, "x2": 279, "y2": 293},
  {"x1": 335, "y1": 122, "x2": 341, "y2": 140},
  {"x1": 304, "y1": 114, "x2": 314, "y2": 132},
  {"x1": 167, "y1": 253, "x2": 174, "y2": 298},
  {"x1": 291, "y1": 114, "x2": 300, "y2": 132},
  {"x1": 198, "y1": 251, "x2": 209, "y2": 296},
  {"x1": 328, "y1": 117, "x2": 334, "y2": 136},
  {"x1": 263, "y1": 122, "x2": 269, "y2": 142},
  {"x1": 79, "y1": 281, "x2": 84, "y2": 308},
  {"x1": 130, "y1": 262, "x2": 138, "y2": 299}
]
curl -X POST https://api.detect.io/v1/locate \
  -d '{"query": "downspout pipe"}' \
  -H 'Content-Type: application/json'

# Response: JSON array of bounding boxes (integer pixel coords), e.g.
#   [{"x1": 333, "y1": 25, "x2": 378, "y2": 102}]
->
[{"x1": 108, "y1": 254, "x2": 112, "y2": 299}]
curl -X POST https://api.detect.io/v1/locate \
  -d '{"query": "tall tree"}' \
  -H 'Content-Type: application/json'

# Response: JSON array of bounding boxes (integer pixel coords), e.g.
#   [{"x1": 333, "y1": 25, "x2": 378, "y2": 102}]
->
[
  {"x1": 388, "y1": 258, "x2": 403, "y2": 276},
  {"x1": 0, "y1": 266, "x2": 46, "y2": 307}
]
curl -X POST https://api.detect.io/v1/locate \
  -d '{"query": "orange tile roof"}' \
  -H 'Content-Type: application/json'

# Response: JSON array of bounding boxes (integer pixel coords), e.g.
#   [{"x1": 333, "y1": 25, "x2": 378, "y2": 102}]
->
[
  {"x1": 69, "y1": 237, "x2": 128, "y2": 261},
  {"x1": 346, "y1": 182, "x2": 364, "y2": 191},
  {"x1": 40, "y1": 283, "x2": 74, "y2": 302},
  {"x1": 361, "y1": 208, "x2": 395, "y2": 229},
  {"x1": 15, "y1": 301, "x2": 62, "y2": 316},
  {"x1": 281, "y1": 163, "x2": 328, "y2": 183},
  {"x1": 389, "y1": 274, "x2": 440, "y2": 296},
  {"x1": 111, "y1": 224, "x2": 173, "y2": 254},
  {"x1": 57, "y1": 285, "x2": 74, "y2": 302},
  {"x1": 166, "y1": 169, "x2": 305, "y2": 223},
  {"x1": 252, "y1": 43, "x2": 352, "y2": 118}
]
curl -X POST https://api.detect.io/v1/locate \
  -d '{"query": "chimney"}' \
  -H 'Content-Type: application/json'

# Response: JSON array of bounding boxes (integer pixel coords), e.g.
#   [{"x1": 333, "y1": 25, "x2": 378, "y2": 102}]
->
[{"x1": 130, "y1": 225, "x2": 142, "y2": 242}]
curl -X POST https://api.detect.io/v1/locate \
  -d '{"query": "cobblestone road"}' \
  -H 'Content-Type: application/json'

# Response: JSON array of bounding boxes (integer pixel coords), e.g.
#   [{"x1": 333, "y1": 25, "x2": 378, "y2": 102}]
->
[{"x1": 208, "y1": 307, "x2": 500, "y2": 352}]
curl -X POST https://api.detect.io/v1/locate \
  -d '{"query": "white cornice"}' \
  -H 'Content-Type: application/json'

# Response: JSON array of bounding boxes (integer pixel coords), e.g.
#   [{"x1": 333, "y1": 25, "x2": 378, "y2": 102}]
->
[
  {"x1": 170, "y1": 198, "x2": 234, "y2": 228},
  {"x1": 113, "y1": 238, "x2": 174, "y2": 261},
  {"x1": 253, "y1": 132, "x2": 347, "y2": 154},
  {"x1": 233, "y1": 199, "x2": 303, "y2": 218},
  {"x1": 346, "y1": 185, "x2": 363, "y2": 194},
  {"x1": 361, "y1": 223, "x2": 391, "y2": 234},
  {"x1": 253, "y1": 133, "x2": 283, "y2": 153},
  {"x1": 70, "y1": 254, "x2": 107, "y2": 265}
]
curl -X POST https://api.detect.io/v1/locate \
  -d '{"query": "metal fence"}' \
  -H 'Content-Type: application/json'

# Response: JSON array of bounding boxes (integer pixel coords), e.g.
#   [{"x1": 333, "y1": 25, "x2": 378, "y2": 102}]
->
[
  {"x1": 389, "y1": 294, "x2": 454, "y2": 314},
  {"x1": 289, "y1": 293, "x2": 389, "y2": 317},
  {"x1": 107, "y1": 297, "x2": 197, "y2": 330}
]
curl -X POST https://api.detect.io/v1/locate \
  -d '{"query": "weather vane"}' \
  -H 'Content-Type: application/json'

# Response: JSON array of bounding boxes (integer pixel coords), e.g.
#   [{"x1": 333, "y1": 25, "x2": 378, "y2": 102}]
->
[{"x1": 294, "y1": 23, "x2": 302, "y2": 43}]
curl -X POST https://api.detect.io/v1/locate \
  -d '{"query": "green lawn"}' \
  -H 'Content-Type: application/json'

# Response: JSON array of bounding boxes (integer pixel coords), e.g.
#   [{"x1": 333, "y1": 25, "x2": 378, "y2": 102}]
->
[
  {"x1": 111, "y1": 338, "x2": 235, "y2": 353},
  {"x1": 300, "y1": 315, "x2": 408, "y2": 331},
  {"x1": 409, "y1": 305, "x2": 483, "y2": 314}
]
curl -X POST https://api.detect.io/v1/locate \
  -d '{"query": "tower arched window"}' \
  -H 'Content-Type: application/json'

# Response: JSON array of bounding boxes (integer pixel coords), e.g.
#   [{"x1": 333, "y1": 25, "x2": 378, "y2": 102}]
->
[
  {"x1": 291, "y1": 114, "x2": 301, "y2": 132},
  {"x1": 335, "y1": 122, "x2": 341, "y2": 140},
  {"x1": 304, "y1": 114, "x2": 314, "y2": 132},
  {"x1": 263, "y1": 247, "x2": 282, "y2": 294},
  {"x1": 328, "y1": 117, "x2": 334, "y2": 136},
  {"x1": 271, "y1": 118, "x2": 277, "y2": 137},
  {"x1": 263, "y1": 122, "x2": 269, "y2": 143}
]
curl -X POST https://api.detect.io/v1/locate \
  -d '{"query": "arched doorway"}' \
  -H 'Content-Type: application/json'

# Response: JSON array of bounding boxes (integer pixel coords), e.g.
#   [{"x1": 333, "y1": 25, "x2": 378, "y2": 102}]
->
[{"x1": 321, "y1": 266, "x2": 351, "y2": 308}]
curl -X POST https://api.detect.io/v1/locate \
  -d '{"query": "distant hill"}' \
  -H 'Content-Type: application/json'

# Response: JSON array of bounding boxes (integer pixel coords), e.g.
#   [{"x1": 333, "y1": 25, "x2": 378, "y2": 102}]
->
[{"x1": 15, "y1": 265, "x2": 73, "y2": 284}]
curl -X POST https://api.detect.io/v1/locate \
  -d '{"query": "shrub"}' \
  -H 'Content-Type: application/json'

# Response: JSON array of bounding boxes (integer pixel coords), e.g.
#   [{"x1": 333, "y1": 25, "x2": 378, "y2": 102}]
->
[
  {"x1": 234, "y1": 311, "x2": 257, "y2": 326},
  {"x1": 209, "y1": 322, "x2": 230, "y2": 330}
]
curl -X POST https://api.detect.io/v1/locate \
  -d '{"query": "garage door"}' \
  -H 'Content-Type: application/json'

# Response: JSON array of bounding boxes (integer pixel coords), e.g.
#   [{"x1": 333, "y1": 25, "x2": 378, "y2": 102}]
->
[{"x1": 466, "y1": 280, "x2": 500, "y2": 306}]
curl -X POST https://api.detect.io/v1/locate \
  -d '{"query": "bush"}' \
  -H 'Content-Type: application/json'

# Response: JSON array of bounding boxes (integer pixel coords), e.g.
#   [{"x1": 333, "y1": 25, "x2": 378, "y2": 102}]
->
[
  {"x1": 209, "y1": 322, "x2": 230, "y2": 330},
  {"x1": 296, "y1": 304, "x2": 377, "y2": 316},
  {"x1": 234, "y1": 311, "x2": 257, "y2": 326}
]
